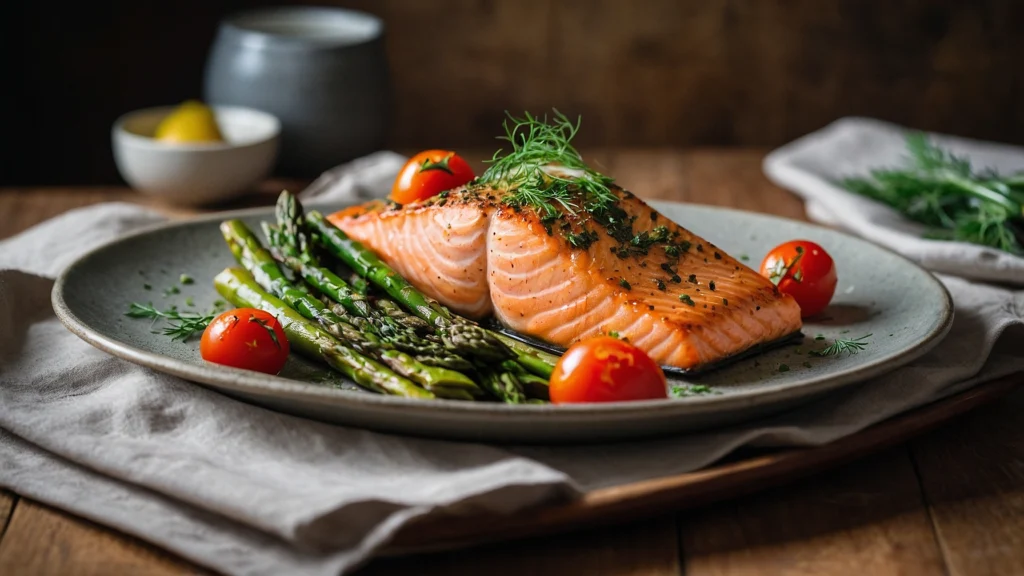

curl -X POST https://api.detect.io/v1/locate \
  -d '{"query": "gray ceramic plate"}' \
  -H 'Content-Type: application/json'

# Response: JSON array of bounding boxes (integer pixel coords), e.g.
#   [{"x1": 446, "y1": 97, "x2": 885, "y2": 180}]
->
[{"x1": 52, "y1": 201, "x2": 953, "y2": 443}]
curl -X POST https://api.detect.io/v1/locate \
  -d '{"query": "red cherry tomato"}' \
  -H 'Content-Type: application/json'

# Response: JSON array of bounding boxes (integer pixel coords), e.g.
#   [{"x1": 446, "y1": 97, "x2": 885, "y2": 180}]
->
[
  {"x1": 549, "y1": 336, "x2": 668, "y2": 404},
  {"x1": 200, "y1": 308, "x2": 289, "y2": 374},
  {"x1": 759, "y1": 240, "x2": 837, "y2": 318},
  {"x1": 391, "y1": 150, "x2": 475, "y2": 204}
]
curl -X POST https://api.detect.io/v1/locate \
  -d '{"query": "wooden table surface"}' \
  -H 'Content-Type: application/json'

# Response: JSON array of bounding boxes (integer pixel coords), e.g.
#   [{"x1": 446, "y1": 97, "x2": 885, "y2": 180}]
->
[{"x1": 1, "y1": 149, "x2": 1022, "y2": 576}]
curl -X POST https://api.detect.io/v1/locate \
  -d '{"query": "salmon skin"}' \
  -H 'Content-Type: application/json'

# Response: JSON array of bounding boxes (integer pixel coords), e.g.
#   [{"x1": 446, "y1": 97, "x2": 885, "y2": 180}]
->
[{"x1": 329, "y1": 186, "x2": 802, "y2": 371}]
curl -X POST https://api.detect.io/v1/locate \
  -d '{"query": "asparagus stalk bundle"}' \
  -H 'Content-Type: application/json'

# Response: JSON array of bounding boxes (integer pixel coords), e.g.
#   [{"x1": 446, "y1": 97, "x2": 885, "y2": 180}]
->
[
  {"x1": 220, "y1": 219, "x2": 480, "y2": 400},
  {"x1": 213, "y1": 267, "x2": 434, "y2": 399},
  {"x1": 264, "y1": 194, "x2": 470, "y2": 371}
]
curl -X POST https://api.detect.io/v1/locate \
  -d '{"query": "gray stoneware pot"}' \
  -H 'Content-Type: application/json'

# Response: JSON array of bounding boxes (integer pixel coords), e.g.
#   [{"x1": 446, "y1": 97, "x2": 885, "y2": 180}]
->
[{"x1": 203, "y1": 6, "x2": 390, "y2": 177}]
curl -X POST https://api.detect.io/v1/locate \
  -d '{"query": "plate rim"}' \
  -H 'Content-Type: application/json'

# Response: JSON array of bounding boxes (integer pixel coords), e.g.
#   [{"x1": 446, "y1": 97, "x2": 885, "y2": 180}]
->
[{"x1": 51, "y1": 200, "x2": 955, "y2": 422}]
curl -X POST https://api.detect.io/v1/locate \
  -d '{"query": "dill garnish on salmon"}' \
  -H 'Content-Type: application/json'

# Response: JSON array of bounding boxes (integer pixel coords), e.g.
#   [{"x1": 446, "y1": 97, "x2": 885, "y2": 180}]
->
[{"x1": 329, "y1": 112, "x2": 802, "y2": 370}]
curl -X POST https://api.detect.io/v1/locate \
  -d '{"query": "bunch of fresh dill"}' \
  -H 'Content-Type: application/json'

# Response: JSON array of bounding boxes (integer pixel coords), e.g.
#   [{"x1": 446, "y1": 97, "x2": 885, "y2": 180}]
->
[
  {"x1": 480, "y1": 110, "x2": 616, "y2": 217},
  {"x1": 840, "y1": 134, "x2": 1024, "y2": 254}
]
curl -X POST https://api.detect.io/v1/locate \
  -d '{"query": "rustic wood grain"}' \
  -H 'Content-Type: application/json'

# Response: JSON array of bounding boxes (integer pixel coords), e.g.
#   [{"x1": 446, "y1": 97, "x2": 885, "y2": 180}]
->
[
  {"x1": 8, "y1": 0, "x2": 1024, "y2": 184},
  {"x1": 912, "y1": 388, "x2": 1024, "y2": 576},
  {"x1": 679, "y1": 447, "x2": 947, "y2": 576},
  {"x1": 0, "y1": 491, "x2": 16, "y2": 540},
  {"x1": 0, "y1": 500, "x2": 206, "y2": 576},
  {"x1": 362, "y1": 516, "x2": 680, "y2": 576}
]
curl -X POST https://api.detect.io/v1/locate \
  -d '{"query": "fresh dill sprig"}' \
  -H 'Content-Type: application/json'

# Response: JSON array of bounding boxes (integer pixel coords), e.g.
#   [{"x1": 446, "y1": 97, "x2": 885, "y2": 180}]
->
[
  {"x1": 481, "y1": 110, "x2": 616, "y2": 217},
  {"x1": 840, "y1": 134, "x2": 1024, "y2": 254},
  {"x1": 810, "y1": 333, "x2": 872, "y2": 357},
  {"x1": 126, "y1": 302, "x2": 216, "y2": 342}
]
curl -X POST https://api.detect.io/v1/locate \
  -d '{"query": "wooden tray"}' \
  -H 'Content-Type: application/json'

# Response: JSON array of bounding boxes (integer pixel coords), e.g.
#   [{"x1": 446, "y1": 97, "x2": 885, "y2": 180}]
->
[{"x1": 384, "y1": 374, "x2": 1022, "y2": 555}]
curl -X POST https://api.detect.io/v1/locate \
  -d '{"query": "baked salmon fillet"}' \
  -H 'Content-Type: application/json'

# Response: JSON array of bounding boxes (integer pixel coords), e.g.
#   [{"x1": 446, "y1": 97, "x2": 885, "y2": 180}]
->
[{"x1": 329, "y1": 184, "x2": 802, "y2": 371}]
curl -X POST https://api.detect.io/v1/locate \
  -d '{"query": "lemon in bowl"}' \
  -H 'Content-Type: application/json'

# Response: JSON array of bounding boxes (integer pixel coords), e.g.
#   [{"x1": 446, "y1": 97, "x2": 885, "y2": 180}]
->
[
  {"x1": 112, "y1": 102, "x2": 279, "y2": 206},
  {"x1": 154, "y1": 100, "x2": 225, "y2": 143}
]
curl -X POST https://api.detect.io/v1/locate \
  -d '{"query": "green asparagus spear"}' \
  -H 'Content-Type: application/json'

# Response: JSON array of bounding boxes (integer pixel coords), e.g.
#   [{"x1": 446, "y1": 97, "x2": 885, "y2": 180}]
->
[
  {"x1": 477, "y1": 369, "x2": 526, "y2": 404},
  {"x1": 492, "y1": 333, "x2": 559, "y2": 379},
  {"x1": 501, "y1": 360, "x2": 550, "y2": 401},
  {"x1": 307, "y1": 210, "x2": 457, "y2": 328},
  {"x1": 267, "y1": 193, "x2": 473, "y2": 370},
  {"x1": 213, "y1": 267, "x2": 433, "y2": 399},
  {"x1": 306, "y1": 210, "x2": 517, "y2": 362},
  {"x1": 220, "y1": 220, "x2": 479, "y2": 397}
]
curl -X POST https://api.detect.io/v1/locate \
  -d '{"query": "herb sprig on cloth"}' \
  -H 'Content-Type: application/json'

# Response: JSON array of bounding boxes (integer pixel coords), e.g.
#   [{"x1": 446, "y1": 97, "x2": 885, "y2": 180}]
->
[{"x1": 840, "y1": 134, "x2": 1024, "y2": 254}]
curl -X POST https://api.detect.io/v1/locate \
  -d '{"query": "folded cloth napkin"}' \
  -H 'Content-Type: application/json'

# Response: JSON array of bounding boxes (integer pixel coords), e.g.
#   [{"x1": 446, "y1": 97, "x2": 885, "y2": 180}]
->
[
  {"x1": 2, "y1": 153, "x2": 1024, "y2": 576},
  {"x1": 763, "y1": 117, "x2": 1024, "y2": 284}
]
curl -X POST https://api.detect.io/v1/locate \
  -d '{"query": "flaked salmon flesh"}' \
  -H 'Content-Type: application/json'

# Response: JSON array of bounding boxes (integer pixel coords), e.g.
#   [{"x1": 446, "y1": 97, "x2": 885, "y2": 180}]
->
[{"x1": 328, "y1": 186, "x2": 802, "y2": 370}]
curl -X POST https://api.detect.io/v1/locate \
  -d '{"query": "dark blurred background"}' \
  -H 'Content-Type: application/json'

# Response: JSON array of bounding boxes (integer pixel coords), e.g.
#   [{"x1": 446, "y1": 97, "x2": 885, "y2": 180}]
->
[{"x1": 4, "y1": 0, "x2": 1023, "y2": 185}]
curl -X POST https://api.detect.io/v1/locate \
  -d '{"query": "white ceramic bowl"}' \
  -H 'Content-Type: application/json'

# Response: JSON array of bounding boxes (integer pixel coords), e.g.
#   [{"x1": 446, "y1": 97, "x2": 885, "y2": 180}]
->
[{"x1": 112, "y1": 105, "x2": 280, "y2": 206}]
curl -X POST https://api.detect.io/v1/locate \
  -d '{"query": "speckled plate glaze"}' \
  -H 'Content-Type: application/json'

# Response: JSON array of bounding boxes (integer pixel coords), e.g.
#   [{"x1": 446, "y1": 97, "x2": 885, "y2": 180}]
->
[{"x1": 52, "y1": 201, "x2": 953, "y2": 443}]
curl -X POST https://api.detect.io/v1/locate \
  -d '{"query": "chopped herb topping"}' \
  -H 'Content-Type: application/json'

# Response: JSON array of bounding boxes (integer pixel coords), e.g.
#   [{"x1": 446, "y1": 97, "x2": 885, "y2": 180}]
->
[
  {"x1": 740, "y1": 254, "x2": 750, "y2": 261},
  {"x1": 670, "y1": 274, "x2": 682, "y2": 283},
  {"x1": 688, "y1": 274, "x2": 698, "y2": 284},
  {"x1": 767, "y1": 246, "x2": 805, "y2": 285},
  {"x1": 709, "y1": 280, "x2": 716, "y2": 291},
  {"x1": 679, "y1": 294, "x2": 695, "y2": 306},
  {"x1": 670, "y1": 384, "x2": 715, "y2": 398},
  {"x1": 163, "y1": 286, "x2": 180, "y2": 297},
  {"x1": 179, "y1": 274, "x2": 194, "y2": 285},
  {"x1": 655, "y1": 278, "x2": 666, "y2": 291},
  {"x1": 566, "y1": 228, "x2": 599, "y2": 249},
  {"x1": 249, "y1": 315, "x2": 282, "y2": 349},
  {"x1": 185, "y1": 297, "x2": 195, "y2": 307},
  {"x1": 143, "y1": 283, "x2": 152, "y2": 291},
  {"x1": 619, "y1": 278, "x2": 632, "y2": 290}
]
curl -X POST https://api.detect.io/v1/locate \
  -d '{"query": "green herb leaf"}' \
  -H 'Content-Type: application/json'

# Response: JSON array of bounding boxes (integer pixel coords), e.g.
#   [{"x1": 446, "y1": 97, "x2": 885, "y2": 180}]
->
[
  {"x1": 126, "y1": 302, "x2": 215, "y2": 342},
  {"x1": 179, "y1": 274, "x2": 194, "y2": 285},
  {"x1": 840, "y1": 134, "x2": 1024, "y2": 254},
  {"x1": 679, "y1": 294, "x2": 695, "y2": 306},
  {"x1": 810, "y1": 334, "x2": 872, "y2": 357}
]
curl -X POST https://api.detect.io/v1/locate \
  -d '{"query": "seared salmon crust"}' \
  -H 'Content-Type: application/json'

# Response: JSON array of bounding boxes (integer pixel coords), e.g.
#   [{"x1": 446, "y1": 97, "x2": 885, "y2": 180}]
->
[{"x1": 329, "y1": 185, "x2": 801, "y2": 370}]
